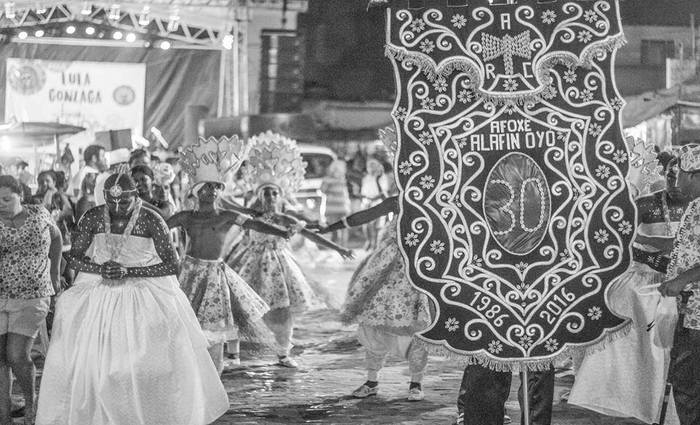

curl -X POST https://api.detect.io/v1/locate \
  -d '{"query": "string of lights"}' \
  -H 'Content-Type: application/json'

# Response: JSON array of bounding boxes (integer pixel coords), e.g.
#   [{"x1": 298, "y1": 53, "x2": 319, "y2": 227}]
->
[{"x1": 0, "y1": 3, "x2": 239, "y2": 50}]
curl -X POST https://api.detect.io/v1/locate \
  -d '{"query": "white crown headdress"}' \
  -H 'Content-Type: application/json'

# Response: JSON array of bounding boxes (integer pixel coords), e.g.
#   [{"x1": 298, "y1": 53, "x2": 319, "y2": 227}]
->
[
  {"x1": 241, "y1": 131, "x2": 306, "y2": 197},
  {"x1": 679, "y1": 143, "x2": 700, "y2": 173},
  {"x1": 180, "y1": 135, "x2": 250, "y2": 191},
  {"x1": 625, "y1": 135, "x2": 662, "y2": 197}
]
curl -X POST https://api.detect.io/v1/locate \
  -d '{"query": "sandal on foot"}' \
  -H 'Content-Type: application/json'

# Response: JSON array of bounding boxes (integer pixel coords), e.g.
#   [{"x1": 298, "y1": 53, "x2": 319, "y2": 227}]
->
[
  {"x1": 352, "y1": 382, "x2": 378, "y2": 398},
  {"x1": 277, "y1": 356, "x2": 298, "y2": 368}
]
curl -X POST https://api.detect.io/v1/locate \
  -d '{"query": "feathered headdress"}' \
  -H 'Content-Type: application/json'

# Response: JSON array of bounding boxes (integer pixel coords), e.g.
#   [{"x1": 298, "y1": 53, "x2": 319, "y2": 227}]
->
[
  {"x1": 180, "y1": 135, "x2": 250, "y2": 192},
  {"x1": 241, "y1": 131, "x2": 306, "y2": 198},
  {"x1": 625, "y1": 135, "x2": 662, "y2": 197}
]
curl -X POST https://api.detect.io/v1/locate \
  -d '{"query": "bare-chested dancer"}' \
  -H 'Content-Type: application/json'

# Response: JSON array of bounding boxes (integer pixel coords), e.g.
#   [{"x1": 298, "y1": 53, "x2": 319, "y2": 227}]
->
[{"x1": 167, "y1": 182, "x2": 291, "y2": 373}]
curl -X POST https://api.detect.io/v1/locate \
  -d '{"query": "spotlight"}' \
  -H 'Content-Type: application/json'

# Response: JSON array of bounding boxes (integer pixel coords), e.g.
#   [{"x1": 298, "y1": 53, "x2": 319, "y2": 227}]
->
[
  {"x1": 166, "y1": 8, "x2": 179, "y2": 32},
  {"x1": 17, "y1": 30, "x2": 27, "y2": 39},
  {"x1": 36, "y1": 3, "x2": 46, "y2": 14},
  {"x1": 108, "y1": 4, "x2": 120, "y2": 22},
  {"x1": 65, "y1": 25, "x2": 75, "y2": 34},
  {"x1": 85, "y1": 26, "x2": 95, "y2": 35},
  {"x1": 80, "y1": 1, "x2": 91, "y2": 16},
  {"x1": 112, "y1": 31, "x2": 123, "y2": 40},
  {"x1": 159, "y1": 40, "x2": 171, "y2": 50},
  {"x1": 125, "y1": 32, "x2": 136, "y2": 43},
  {"x1": 34, "y1": 29, "x2": 44, "y2": 37},
  {"x1": 138, "y1": 5, "x2": 150, "y2": 26},
  {"x1": 4, "y1": 2, "x2": 16, "y2": 20},
  {"x1": 222, "y1": 33, "x2": 234, "y2": 50}
]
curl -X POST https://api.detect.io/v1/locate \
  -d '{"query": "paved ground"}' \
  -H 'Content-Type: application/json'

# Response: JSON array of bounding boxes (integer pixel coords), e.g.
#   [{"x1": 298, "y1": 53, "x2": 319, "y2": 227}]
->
[{"x1": 209, "y1": 244, "x2": 647, "y2": 425}]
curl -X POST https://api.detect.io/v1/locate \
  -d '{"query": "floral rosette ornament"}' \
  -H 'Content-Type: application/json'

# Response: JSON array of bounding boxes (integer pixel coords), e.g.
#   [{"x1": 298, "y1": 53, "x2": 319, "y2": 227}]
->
[
  {"x1": 381, "y1": 0, "x2": 636, "y2": 369},
  {"x1": 624, "y1": 135, "x2": 663, "y2": 198},
  {"x1": 241, "y1": 131, "x2": 306, "y2": 199}
]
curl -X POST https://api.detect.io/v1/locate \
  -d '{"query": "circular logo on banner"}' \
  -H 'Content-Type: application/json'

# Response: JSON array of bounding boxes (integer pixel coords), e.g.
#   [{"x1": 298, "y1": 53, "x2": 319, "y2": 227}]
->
[
  {"x1": 484, "y1": 152, "x2": 551, "y2": 255},
  {"x1": 113, "y1": 85, "x2": 136, "y2": 106},
  {"x1": 8, "y1": 64, "x2": 46, "y2": 95}
]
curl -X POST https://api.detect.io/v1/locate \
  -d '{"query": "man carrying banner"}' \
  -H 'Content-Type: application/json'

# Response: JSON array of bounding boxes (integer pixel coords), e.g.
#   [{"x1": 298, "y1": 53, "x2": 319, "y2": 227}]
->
[{"x1": 378, "y1": 1, "x2": 635, "y2": 425}]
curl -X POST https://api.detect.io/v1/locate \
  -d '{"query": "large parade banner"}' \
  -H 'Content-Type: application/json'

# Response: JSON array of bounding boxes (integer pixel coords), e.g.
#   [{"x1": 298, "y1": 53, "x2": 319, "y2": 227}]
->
[
  {"x1": 385, "y1": 0, "x2": 635, "y2": 368},
  {"x1": 5, "y1": 58, "x2": 145, "y2": 138}
]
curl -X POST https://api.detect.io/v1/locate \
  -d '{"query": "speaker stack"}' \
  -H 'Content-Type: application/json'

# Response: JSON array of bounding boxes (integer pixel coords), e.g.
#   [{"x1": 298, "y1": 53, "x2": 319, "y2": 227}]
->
[{"x1": 259, "y1": 29, "x2": 304, "y2": 113}]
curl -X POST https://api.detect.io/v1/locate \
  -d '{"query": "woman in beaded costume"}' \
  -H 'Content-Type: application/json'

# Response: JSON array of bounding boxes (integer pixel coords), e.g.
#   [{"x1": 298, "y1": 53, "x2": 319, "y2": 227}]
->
[
  {"x1": 227, "y1": 131, "x2": 354, "y2": 368},
  {"x1": 168, "y1": 135, "x2": 288, "y2": 374},
  {"x1": 317, "y1": 127, "x2": 431, "y2": 402},
  {"x1": 36, "y1": 170, "x2": 228, "y2": 425},
  {"x1": 569, "y1": 142, "x2": 689, "y2": 424}
]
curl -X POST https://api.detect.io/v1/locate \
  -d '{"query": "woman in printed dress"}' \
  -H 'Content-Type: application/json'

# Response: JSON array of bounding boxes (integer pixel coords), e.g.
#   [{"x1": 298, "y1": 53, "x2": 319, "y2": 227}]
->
[
  {"x1": 0, "y1": 175, "x2": 63, "y2": 425},
  {"x1": 318, "y1": 195, "x2": 432, "y2": 401},
  {"x1": 228, "y1": 184, "x2": 353, "y2": 368},
  {"x1": 36, "y1": 172, "x2": 228, "y2": 425}
]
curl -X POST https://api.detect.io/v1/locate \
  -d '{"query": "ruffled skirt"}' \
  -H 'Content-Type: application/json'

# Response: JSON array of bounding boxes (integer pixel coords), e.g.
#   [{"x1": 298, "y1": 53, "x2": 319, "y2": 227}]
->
[
  {"x1": 36, "y1": 273, "x2": 229, "y2": 425},
  {"x1": 341, "y1": 237, "x2": 431, "y2": 336},
  {"x1": 179, "y1": 256, "x2": 274, "y2": 349},
  {"x1": 229, "y1": 242, "x2": 321, "y2": 314},
  {"x1": 569, "y1": 263, "x2": 679, "y2": 424}
]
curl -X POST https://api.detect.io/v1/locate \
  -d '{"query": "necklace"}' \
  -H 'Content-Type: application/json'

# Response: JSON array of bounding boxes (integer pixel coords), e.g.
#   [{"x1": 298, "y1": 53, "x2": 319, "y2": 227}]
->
[{"x1": 103, "y1": 200, "x2": 142, "y2": 261}]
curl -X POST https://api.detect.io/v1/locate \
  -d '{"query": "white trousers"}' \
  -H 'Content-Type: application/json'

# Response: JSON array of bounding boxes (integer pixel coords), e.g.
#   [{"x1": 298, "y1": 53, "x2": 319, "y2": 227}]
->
[
  {"x1": 263, "y1": 307, "x2": 294, "y2": 357},
  {"x1": 357, "y1": 324, "x2": 428, "y2": 383}
]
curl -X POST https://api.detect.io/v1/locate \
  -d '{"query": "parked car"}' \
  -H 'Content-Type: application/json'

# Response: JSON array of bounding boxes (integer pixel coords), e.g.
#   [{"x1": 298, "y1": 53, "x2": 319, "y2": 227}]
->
[{"x1": 293, "y1": 143, "x2": 337, "y2": 224}]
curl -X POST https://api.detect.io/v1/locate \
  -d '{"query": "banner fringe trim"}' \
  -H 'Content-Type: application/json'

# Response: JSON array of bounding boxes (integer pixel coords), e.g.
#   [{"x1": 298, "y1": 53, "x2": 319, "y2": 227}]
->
[
  {"x1": 385, "y1": 33, "x2": 626, "y2": 106},
  {"x1": 413, "y1": 319, "x2": 632, "y2": 372}
]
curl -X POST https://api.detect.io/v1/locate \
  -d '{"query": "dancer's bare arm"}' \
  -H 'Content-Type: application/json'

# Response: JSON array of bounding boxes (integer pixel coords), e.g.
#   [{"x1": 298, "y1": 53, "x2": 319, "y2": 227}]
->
[
  {"x1": 166, "y1": 211, "x2": 190, "y2": 229},
  {"x1": 218, "y1": 197, "x2": 261, "y2": 217},
  {"x1": 276, "y1": 213, "x2": 353, "y2": 259},
  {"x1": 299, "y1": 228, "x2": 354, "y2": 259},
  {"x1": 48, "y1": 223, "x2": 63, "y2": 292},
  {"x1": 221, "y1": 211, "x2": 292, "y2": 239},
  {"x1": 318, "y1": 196, "x2": 398, "y2": 234}
]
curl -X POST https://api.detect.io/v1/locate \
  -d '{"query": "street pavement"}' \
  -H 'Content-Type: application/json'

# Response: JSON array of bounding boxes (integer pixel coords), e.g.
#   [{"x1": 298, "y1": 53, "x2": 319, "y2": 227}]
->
[{"x1": 211, "y1": 244, "x2": 647, "y2": 425}]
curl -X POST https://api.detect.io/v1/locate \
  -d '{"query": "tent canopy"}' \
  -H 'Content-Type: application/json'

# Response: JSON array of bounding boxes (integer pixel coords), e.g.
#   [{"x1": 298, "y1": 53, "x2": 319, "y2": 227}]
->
[{"x1": 622, "y1": 82, "x2": 700, "y2": 128}]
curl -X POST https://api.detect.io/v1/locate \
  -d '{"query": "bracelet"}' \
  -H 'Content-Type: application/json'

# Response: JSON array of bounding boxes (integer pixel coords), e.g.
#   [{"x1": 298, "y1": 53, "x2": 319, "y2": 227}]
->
[{"x1": 341, "y1": 217, "x2": 350, "y2": 229}]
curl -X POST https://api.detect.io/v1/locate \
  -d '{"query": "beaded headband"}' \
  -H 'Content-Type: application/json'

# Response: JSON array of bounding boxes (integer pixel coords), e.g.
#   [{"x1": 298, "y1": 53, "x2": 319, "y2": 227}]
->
[{"x1": 106, "y1": 163, "x2": 137, "y2": 198}]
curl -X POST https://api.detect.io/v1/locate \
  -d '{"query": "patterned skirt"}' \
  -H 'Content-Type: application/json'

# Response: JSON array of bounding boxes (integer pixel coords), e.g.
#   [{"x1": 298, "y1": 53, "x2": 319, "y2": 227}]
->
[
  {"x1": 179, "y1": 256, "x2": 273, "y2": 347},
  {"x1": 341, "y1": 236, "x2": 431, "y2": 336},
  {"x1": 228, "y1": 241, "x2": 321, "y2": 314}
]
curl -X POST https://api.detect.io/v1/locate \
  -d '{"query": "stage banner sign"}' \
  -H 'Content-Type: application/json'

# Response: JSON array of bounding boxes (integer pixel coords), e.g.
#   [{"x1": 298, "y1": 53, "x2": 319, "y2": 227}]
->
[
  {"x1": 385, "y1": 0, "x2": 635, "y2": 368},
  {"x1": 5, "y1": 58, "x2": 145, "y2": 137}
]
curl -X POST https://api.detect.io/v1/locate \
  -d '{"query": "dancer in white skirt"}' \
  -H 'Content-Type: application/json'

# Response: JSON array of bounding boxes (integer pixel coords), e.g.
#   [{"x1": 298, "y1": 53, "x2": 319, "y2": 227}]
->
[
  {"x1": 36, "y1": 171, "x2": 229, "y2": 425},
  {"x1": 569, "y1": 156, "x2": 688, "y2": 424}
]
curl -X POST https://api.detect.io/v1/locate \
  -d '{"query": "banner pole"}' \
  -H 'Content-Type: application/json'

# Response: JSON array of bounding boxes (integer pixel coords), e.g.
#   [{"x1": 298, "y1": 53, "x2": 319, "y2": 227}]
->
[{"x1": 521, "y1": 363, "x2": 530, "y2": 425}]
